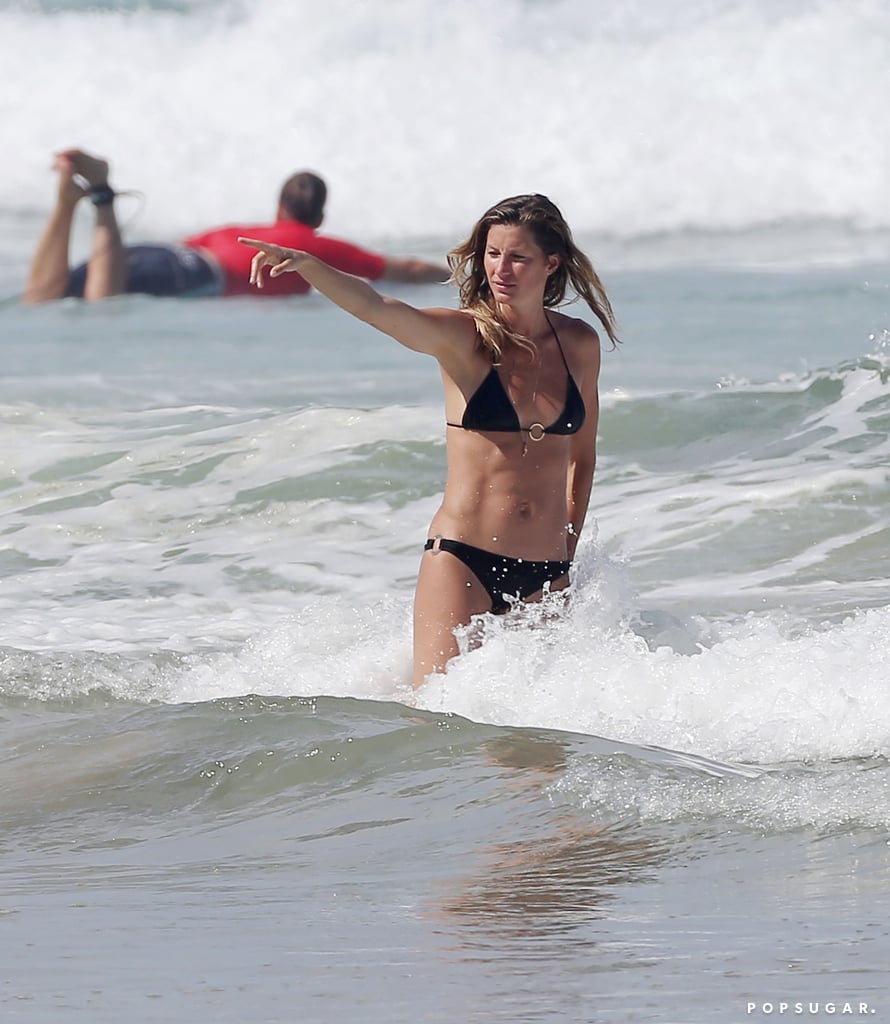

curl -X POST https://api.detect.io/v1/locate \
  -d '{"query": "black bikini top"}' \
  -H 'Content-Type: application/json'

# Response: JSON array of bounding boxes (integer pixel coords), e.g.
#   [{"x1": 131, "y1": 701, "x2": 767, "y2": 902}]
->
[{"x1": 446, "y1": 316, "x2": 585, "y2": 440}]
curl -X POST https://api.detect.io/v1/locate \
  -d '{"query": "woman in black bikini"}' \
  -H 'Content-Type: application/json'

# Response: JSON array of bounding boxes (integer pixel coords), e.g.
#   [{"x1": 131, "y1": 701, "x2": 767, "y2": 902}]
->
[{"x1": 239, "y1": 194, "x2": 619, "y2": 687}]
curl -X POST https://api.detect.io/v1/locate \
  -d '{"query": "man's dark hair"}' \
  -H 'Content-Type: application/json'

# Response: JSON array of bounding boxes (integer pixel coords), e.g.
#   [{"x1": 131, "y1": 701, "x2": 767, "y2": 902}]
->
[{"x1": 279, "y1": 171, "x2": 327, "y2": 228}]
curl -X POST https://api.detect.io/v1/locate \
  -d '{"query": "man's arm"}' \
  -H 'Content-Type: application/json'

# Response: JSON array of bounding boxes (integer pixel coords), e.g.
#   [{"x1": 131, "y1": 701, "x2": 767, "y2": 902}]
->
[
  {"x1": 306, "y1": 233, "x2": 449, "y2": 286},
  {"x1": 380, "y1": 256, "x2": 450, "y2": 284}
]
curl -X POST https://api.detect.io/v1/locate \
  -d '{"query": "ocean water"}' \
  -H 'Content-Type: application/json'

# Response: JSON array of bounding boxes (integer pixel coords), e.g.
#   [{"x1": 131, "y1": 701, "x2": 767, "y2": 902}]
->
[{"x1": 2, "y1": 1, "x2": 890, "y2": 1022}]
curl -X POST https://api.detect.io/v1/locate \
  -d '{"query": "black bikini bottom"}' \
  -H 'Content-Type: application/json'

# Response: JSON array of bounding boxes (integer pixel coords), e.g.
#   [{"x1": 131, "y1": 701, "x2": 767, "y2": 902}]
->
[{"x1": 424, "y1": 537, "x2": 571, "y2": 614}]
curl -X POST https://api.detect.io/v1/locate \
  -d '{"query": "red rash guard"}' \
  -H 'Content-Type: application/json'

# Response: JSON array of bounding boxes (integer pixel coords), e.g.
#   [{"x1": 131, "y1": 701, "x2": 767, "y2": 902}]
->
[{"x1": 182, "y1": 221, "x2": 387, "y2": 297}]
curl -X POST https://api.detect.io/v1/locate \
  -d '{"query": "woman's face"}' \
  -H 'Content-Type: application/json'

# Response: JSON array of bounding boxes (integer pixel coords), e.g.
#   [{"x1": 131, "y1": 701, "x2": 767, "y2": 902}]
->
[{"x1": 483, "y1": 223, "x2": 559, "y2": 306}]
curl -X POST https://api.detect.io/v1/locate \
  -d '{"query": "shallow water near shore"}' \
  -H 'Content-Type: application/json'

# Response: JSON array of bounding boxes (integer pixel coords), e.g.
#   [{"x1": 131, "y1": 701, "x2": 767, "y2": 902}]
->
[{"x1": 2, "y1": 257, "x2": 888, "y2": 1021}]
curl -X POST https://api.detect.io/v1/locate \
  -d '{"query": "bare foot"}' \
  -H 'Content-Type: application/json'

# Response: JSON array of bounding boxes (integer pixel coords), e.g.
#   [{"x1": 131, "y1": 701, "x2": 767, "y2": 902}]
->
[
  {"x1": 51, "y1": 151, "x2": 88, "y2": 208},
  {"x1": 53, "y1": 148, "x2": 110, "y2": 189}
]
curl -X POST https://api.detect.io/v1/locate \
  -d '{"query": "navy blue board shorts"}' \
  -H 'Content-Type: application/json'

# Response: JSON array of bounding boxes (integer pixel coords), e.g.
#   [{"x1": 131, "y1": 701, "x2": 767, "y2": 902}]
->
[{"x1": 66, "y1": 244, "x2": 222, "y2": 298}]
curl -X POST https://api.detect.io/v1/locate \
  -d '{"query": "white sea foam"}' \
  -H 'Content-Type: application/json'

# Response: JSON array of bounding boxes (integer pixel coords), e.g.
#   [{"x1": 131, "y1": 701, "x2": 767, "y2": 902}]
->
[
  {"x1": 13, "y1": 514, "x2": 881, "y2": 773},
  {"x1": 1, "y1": 0, "x2": 888, "y2": 271}
]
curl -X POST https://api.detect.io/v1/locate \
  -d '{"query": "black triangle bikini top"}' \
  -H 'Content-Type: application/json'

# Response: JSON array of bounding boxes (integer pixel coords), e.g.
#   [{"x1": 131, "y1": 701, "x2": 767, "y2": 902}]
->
[{"x1": 446, "y1": 316, "x2": 585, "y2": 439}]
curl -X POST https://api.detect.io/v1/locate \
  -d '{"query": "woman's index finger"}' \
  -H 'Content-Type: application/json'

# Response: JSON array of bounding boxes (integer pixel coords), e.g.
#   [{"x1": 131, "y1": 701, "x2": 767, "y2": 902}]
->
[{"x1": 237, "y1": 236, "x2": 276, "y2": 252}]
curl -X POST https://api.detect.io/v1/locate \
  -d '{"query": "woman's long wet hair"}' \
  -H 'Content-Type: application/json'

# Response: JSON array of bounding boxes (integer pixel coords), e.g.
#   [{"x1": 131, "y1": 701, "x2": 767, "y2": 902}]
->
[{"x1": 448, "y1": 193, "x2": 619, "y2": 359}]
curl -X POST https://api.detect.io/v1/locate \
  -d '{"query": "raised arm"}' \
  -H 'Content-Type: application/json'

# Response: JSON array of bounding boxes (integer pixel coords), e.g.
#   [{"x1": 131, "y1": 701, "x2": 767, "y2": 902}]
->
[
  {"x1": 238, "y1": 237, "x2": 470, "y2": 360},
  {"x1": 380, "y1": 255, "x2": 450, "y2": 284}
]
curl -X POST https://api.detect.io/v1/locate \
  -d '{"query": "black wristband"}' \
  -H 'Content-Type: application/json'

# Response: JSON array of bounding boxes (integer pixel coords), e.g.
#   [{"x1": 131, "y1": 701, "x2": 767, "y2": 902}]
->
[{"x1": 88, "y1": 185, "x2": 116, "y2": 207}]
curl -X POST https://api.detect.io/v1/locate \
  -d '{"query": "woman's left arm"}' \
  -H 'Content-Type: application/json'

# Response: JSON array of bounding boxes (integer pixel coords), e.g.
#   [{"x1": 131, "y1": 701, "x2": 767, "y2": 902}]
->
[{"x1": 565, "y1": 324, "x2": 602, "y2": 559}]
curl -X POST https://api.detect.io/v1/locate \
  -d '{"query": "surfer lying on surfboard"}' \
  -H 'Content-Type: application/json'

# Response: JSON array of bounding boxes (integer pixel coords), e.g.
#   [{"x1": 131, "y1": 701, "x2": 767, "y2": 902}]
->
[{"x1": 23, "y1": 148, "x2": 448, "y2": 303}]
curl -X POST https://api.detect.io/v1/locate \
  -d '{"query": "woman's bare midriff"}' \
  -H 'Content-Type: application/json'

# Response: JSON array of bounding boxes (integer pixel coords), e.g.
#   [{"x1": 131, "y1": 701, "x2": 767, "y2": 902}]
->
[{"x1": 427, "y1": 428, "x2": 573, "y2": 561}]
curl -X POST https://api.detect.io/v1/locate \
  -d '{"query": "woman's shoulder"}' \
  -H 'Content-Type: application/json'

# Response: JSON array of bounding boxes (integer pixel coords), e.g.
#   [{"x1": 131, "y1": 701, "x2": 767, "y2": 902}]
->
[
  {"x1": 423, "y1": 307, "x2": 484, "y2": 347},
  {"x1": 411, "y1": 307, "x2": 488, "y2": 379},
  {"x1": 549, "y1": 309, "x2": 602, "y2": 348},
  {"x1": 424, "y1": 307, "x2": 478, "y2": 327},
  {"x1": 548, "y1": 310, "x2": 602, "y2": 386}
]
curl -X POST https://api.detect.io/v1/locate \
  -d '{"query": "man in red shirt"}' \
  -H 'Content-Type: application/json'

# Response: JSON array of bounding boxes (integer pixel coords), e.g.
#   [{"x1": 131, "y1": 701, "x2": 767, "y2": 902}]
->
[{"x1": 23, "y1": 148, "x2": 448, "y2": 304}]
